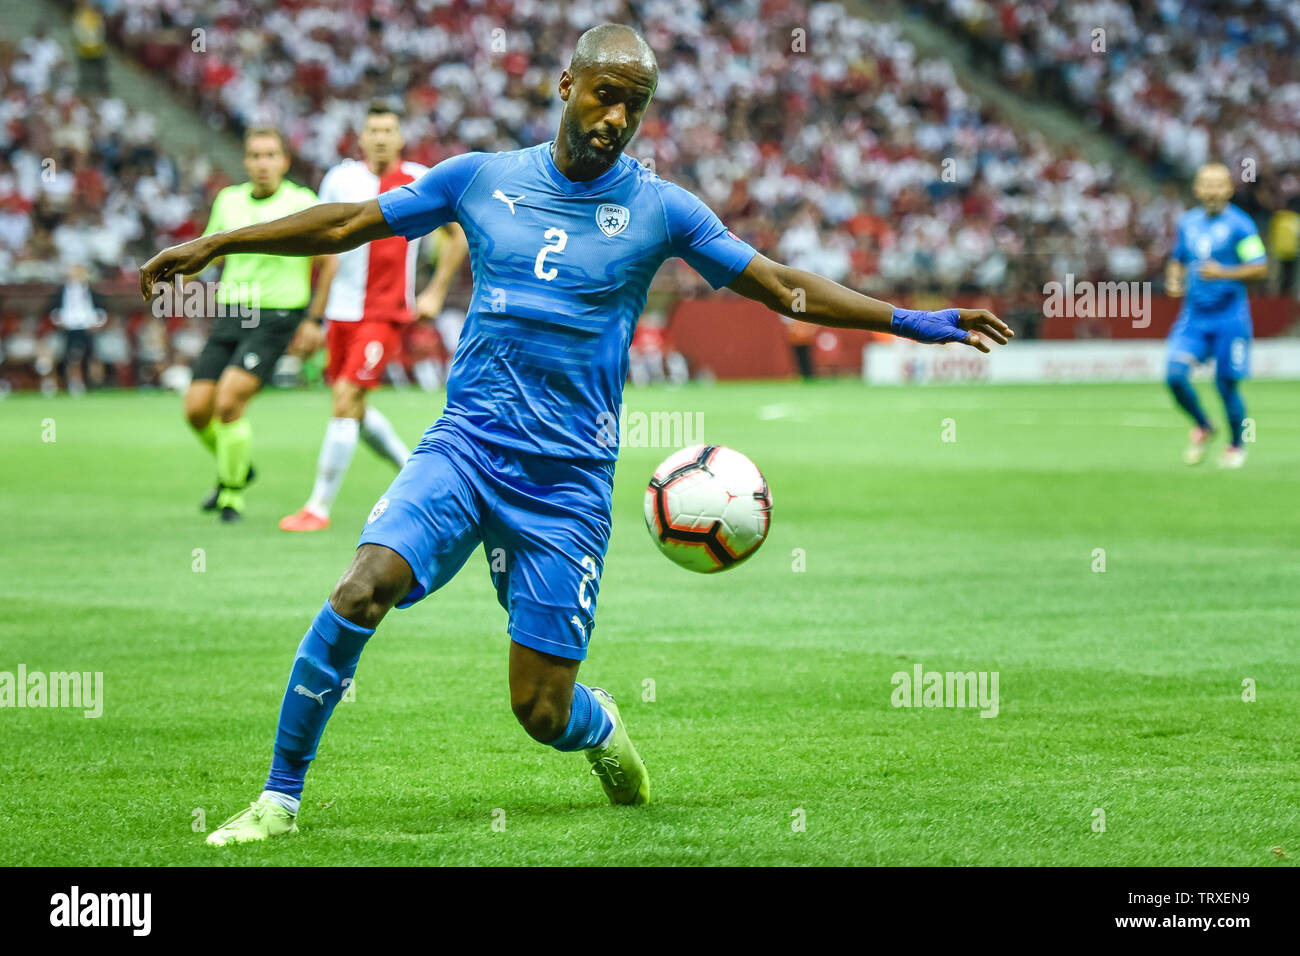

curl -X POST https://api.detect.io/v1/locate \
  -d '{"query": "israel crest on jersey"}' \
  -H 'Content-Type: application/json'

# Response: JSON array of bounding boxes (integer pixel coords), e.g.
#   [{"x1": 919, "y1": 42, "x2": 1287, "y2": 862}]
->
[{"x1": 596, "y1": 203, "x2": 630, "y2": 238}]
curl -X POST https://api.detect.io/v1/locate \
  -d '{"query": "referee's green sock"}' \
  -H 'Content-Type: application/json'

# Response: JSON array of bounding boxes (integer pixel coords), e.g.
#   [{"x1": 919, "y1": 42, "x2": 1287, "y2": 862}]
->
[
  {"x1": 214, "y1": 418, "x2": 253, "y2": 511},
  {"x1": 194, "y1": 420, "x2": 217, "y2": 457}
]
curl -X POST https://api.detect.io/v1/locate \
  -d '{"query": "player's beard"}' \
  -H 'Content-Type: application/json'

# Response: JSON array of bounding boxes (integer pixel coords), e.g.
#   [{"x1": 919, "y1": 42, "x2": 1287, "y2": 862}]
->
[{"x1": 559, "y1": 109, "x2": 622, "y2": 180}]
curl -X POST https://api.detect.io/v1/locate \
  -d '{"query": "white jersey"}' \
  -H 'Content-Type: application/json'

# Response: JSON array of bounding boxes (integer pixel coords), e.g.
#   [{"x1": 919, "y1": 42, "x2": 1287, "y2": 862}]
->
[
  {"x1": 318, "y1": 159, "x2": 429, "y2": 322},
  {"x1": 54, "y1": 281, "x2": 104, "y2": 331}
]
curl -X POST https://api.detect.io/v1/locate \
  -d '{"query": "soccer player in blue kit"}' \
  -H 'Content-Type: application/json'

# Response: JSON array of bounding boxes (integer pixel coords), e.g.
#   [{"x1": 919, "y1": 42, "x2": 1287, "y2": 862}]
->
[
  {"x1": 1165, "y1": 162, "x2": 1268, "y2": 468},
  {"x1": 140, "y1": 23, "x2": 1012, "y2": 844}
]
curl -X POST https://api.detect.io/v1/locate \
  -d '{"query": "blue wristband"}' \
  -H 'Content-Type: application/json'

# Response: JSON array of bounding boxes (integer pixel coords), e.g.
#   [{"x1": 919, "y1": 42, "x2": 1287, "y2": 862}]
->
[{"x1": 890, "y1": 307, "x2": 963, "y2": 344}]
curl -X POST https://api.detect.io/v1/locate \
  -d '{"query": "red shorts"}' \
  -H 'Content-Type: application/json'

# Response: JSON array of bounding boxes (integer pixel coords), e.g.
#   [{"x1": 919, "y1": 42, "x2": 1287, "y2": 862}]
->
[{"x1": 325, "y1": 319, "x2": 401, "y2": 389}]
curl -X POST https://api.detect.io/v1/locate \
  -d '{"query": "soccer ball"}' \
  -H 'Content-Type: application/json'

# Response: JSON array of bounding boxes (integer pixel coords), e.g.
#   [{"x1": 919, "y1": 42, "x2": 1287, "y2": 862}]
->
[{"x1": 643, "y1": 445, "x2": 773, "y2": 573}]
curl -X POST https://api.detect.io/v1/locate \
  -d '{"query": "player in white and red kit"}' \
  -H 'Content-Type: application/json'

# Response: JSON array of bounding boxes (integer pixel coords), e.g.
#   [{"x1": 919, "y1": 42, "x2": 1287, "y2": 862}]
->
[{"x1": 281, "y1": 103, "x2": 468, "y2": 532}]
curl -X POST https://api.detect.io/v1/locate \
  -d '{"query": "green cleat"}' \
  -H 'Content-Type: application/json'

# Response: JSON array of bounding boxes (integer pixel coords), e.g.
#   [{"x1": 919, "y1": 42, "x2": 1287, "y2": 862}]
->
[
  {"x1": 205, "y1": 796, "x2": 299, "y2": 846},
  {"x1": 585, "y1": 688, "x2": 650, "y2": 806}
]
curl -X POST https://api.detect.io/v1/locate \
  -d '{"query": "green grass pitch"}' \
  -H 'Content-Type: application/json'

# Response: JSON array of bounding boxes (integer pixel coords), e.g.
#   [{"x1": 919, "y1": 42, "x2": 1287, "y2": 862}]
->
[{"x1": 1, "y1": 379, "x2": 1297, "y2": 866}]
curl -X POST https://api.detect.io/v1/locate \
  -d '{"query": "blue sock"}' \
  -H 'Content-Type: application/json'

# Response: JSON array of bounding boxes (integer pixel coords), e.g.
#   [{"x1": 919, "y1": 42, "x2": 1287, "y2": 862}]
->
[
  {"x1": 1167, "y1": 362, "x2": 1209, "y2": 429},
  {"x1": 265, "y1": 600, "x2": 374, "y2": 799},
  {"x1": 1216, "y1": 377, "x2": 1246, "y2": 446},
  {"x1": 549, "y1": 683, "x2": 614, "y2": 752}
]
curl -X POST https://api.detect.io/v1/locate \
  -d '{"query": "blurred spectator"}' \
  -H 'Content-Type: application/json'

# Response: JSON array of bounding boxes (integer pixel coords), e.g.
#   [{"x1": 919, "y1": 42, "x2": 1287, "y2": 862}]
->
[
  {"x1": 71, "y1": 1, "x2": 110, "y2": 94},
  {"x1": 93, "y1": 315, "x2": 129, "y2": 384},
  {"x1": 782, "y1": 316, "x2": 818, "y2": 381},
  {"x1": 629, "y1": 311, "x2": 688, "y2": 387},
  {"x1": 45, "y1": 262, "x2": 107, "y2": 394},
  {"x1": 1267, "y1": 198, "x2": 1300, "y2": 296},
  {"x1": 3, "y1": 317, "x2": 41, "y2": 388}
]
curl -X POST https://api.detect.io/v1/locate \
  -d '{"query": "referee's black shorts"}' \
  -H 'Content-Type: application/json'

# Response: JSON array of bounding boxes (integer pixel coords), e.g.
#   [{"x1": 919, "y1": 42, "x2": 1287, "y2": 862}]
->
[{"x1": 192, "y1": 308, "x2": 304, "y2": 384}]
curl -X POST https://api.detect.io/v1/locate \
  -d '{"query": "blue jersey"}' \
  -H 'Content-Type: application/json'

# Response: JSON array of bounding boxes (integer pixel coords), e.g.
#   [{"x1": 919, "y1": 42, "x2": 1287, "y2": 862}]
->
[
  {"x1": 1171, "y1": 203, "x2": 1266, "y2": 320},
  {"x1": 377, "y1": 142, "x2": 758, "y2": 459}
]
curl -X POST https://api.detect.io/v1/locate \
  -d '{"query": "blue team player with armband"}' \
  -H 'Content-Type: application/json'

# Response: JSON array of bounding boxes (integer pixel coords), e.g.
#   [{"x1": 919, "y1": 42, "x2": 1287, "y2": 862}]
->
[{"x1": 1165, "y1": 163, "x2": 1269, "y2": 468}]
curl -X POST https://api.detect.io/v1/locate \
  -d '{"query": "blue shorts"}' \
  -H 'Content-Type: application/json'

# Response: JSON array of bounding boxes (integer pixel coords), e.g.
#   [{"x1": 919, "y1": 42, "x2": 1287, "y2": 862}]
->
[
  {"x1": 358, "y1": 418, "x2": 615, "y2": 661},
  {"x1": 1167, "y1": 308, "x2": 1252, "y2": 380}
]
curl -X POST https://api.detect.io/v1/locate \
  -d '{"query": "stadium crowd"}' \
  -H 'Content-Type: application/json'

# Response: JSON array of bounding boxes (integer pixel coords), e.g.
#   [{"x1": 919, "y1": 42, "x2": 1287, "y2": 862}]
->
[
  {"x1": 0, "y1": 27, "x2": 226, "y2": 284},
  {"x1": 919, "y1": 1, "x2": 1300, "y2": 226},
  {"x1": 0, "y1": 26, "x2": 227, "y2": 390},
  {"x1": 3, "y1": 0, "x2": 1296, "y2": 392},
  {"x1": 100, "y1": 0, "x2": 1188, "y2": 296}
]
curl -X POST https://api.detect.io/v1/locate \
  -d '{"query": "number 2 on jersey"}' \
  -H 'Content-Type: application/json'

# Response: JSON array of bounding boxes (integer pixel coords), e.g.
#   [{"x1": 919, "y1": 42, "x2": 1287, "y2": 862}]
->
[
  {"x1": 534, "y1": 227, "x2": 568, "y2": 281},
  {"x1": 577, "y1": 555, "x2": 598, "y2": 609}
]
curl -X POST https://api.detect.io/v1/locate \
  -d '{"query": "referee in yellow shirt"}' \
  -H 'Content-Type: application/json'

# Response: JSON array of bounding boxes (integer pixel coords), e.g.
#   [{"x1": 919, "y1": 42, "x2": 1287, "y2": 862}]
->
[{"x1": 180, "y1": 128, "x2": 326, "y2": 522}]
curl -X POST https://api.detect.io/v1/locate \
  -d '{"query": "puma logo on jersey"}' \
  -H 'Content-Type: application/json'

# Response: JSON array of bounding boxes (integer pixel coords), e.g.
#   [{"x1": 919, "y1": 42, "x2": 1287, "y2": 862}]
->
[
  {"x1": 493, "y1": 189, "x2": 525, "y2": 214},
  {"x1": 243, "y1": 353, "x2": 260, "y2": 370},
  {"x1": 293, "y1": 684, "x2": 332, "y2": 706}
]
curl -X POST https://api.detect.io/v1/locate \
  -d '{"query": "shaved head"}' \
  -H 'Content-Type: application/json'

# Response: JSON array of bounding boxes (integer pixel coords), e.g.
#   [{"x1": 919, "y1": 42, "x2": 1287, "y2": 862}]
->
[
  {"x1": 552, "y1": 24, "x2": 659, "y2": 181},
  {"x1": 569, "y1": 24, "x2": 658, "y2": 85},
  {"x1": 1194, "y1": 162, "x2": 1234, "y2": 215}
]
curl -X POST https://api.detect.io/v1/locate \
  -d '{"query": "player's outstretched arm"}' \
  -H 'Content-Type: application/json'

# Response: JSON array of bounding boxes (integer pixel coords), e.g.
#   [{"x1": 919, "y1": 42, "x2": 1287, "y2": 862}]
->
[
  {"x1": 726, "y1": 253, "x2": 1011, "y2": 353},
  {"x1": 138, "y1": 200, "x2": 394, "y2": 300}
]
